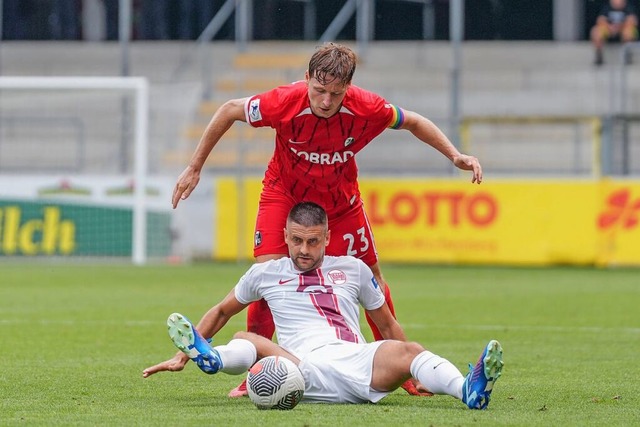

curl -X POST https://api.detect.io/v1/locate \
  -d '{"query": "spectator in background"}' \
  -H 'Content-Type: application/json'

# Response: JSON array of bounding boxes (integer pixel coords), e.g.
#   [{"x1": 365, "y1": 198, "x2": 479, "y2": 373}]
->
[
  {"x1": 104, "y1": 0, "x2": 119, "y2": 40},
  {"x1": 139, "y1": 0, "x2": 170, "y2": 39},
  {"x1": 2, "y1": 0, "x2": 27, "y2": 40},
  {"x1": 50, "y1": 0, "x2": 80, "y2": 40},
  {"x1": 591, "y1": 0, "x2": 639, "y2": 65}
]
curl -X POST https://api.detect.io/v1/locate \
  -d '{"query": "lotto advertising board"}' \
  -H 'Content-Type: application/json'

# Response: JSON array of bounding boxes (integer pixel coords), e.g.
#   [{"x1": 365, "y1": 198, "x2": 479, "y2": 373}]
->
[{"x1": 214, "y1": 177, "x2": 640, "y2": 267}]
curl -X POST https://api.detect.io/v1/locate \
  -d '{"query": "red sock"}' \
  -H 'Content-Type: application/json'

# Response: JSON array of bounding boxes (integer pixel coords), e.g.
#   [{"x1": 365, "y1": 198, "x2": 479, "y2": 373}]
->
[
  {"x1": 246, "y1": 298, "x2": 276, "y2": 338},
  {"x1": 365, "y1": 284, "x2": 396, "y2": 341}
]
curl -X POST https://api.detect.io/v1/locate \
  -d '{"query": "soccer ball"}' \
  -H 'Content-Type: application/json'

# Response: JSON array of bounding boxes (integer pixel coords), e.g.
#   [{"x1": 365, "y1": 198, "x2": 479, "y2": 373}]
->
[{"x1": 246, "y1": 355, "x2": 305, "y2": 410}]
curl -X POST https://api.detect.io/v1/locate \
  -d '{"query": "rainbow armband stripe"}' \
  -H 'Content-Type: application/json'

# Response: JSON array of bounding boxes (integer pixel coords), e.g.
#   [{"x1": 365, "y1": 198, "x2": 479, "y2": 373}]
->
[{"x1": 388, "y1": 104, "x2": 404, "y2": 129}]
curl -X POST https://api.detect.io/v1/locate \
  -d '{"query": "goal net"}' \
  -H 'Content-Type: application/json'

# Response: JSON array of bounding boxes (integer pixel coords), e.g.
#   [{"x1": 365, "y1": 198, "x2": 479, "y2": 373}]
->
[{"x1": 0, "y1": 76, "x2": 172, "y2": 264}]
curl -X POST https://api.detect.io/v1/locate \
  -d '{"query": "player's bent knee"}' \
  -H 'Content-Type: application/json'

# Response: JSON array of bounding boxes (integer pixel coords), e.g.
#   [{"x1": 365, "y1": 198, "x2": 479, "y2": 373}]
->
[
  {"x1": 233, "y1": 331, "x2": 260, "y2": 341},
  {"x1": 405, "y1": 341, "x2": 425, "y2": 355},
  {"x1": 393, "y1": 341, "x2": 425, "y2": 362}
]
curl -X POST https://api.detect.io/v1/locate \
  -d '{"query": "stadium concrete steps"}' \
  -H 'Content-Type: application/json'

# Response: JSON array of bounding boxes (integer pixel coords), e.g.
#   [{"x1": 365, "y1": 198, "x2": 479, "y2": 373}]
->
[
  {"x1": 167, "y1": 48, "x2": 310, "y2": 170},
  {"x1": 2, "y1": 40, "x2": 638, "y2": 174},
  {"x1": 171, "y1": 41, "x2": 624, "y2": 172}
]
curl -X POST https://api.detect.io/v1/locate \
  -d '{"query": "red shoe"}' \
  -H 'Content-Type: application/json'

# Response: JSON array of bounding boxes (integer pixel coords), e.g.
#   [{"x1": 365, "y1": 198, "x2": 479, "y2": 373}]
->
[
  {"x1": 228, "y1": 379, "x2": 248, "y2": 398},
  {"x1": 401, "y1": 379, "x2": 434, "y2": 396}
]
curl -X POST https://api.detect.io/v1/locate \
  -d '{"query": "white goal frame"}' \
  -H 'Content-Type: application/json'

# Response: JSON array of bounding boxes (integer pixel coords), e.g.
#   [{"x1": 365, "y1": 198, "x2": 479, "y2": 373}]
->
[{"x1": 0, "y1": 76, "x2": 150, "y2": 265}]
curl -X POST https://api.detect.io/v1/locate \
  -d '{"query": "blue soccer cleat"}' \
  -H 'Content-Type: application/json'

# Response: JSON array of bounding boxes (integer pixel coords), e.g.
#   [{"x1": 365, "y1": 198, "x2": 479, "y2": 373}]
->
[
  {"x1": 462, "y1": 339, "x2": 504, "y2": 409},
  {"x1": 167, "y1": 313, "x2": 223, "y2": 374}
]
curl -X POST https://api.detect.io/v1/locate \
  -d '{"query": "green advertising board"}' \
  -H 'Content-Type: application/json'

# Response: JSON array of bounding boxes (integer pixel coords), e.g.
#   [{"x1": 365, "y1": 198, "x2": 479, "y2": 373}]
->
[{"x1": 0, "y1": 200, "x2": 171, "y2": 257}]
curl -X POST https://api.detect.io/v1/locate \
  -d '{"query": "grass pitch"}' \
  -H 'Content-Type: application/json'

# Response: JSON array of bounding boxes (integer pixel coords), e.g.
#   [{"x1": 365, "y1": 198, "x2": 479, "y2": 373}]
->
[{"x1": 0, "y1": 263, "x2": 638, "y2": 426}]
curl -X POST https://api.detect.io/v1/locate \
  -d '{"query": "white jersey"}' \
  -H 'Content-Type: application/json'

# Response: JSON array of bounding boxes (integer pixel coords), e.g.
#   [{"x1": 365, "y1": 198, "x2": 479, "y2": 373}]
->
[{"x1": 234, "y1": 256, "x2": 385, "y2": 359}]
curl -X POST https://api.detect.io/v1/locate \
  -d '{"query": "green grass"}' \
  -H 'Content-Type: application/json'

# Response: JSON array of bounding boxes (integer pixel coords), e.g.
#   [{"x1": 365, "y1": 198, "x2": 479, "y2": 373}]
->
[{"x1": 1, "y1": 263, "x2": 639, "y2": 426}]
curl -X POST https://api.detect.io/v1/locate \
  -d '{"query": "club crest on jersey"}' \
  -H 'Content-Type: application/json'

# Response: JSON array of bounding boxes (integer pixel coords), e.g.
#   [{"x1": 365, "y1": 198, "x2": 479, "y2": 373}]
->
[
  {"x1": 249, "y1": 99, "x2": 262, "y2": 122},
  {"x1": 254, "y1": 231, "x2": 262, "y2": 248},
  {"x1": 327, "y1": 269, "x2": 347, "y2": 285},
  {"x1": 344, "y1": 137, "x2": 355, "y2": 147}
]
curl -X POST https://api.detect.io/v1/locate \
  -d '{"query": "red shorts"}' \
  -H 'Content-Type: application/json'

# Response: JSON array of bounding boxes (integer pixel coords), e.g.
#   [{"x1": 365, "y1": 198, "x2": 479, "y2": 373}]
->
[{"x1": 253, "y1": 189, "x2": 379, "y2": 267}]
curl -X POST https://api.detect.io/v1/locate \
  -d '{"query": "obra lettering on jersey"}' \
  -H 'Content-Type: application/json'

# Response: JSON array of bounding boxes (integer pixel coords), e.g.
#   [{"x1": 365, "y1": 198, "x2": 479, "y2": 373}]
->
[{"x1": 289, "y1": 147, "x2": 355, "y2": 165}]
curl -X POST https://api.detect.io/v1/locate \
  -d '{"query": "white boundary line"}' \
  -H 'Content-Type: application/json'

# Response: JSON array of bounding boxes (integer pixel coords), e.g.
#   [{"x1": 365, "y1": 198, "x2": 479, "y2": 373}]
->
[
  {"x1": 0, "y1": 319, "x2": 636, "y2": 334},
  {"x1": 402, "y1": 323, "x2": 640, "y2": 334}
]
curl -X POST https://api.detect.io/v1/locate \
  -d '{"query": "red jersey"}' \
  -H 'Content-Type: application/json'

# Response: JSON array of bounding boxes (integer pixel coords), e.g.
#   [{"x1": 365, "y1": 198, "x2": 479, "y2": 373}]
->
[{"x1": 244, "y1": 81, "x2": 404, "y2": 216}]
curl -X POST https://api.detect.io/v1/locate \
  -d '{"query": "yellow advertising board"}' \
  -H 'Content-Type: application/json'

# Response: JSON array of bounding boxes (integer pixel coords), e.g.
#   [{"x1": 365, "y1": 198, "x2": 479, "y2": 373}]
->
[
  {"x1": 214, "y1": 178, "x2": 260, "y2": 261},
  {"x1": 214, "y1": 177, "x2": 640, "y2": 266}
]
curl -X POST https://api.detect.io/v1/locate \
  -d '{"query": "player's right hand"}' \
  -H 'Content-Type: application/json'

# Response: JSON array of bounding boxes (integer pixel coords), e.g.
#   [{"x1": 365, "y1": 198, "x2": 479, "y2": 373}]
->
[
  {"x1": 452, "y1": 154, "x2": 483, "y2": 184},
  {"x1": 142, "y1": 354, "x2": 188, "y2": 378},
  {"x1": 172, "y1": 166, "x2": 201, "y2": 208}
]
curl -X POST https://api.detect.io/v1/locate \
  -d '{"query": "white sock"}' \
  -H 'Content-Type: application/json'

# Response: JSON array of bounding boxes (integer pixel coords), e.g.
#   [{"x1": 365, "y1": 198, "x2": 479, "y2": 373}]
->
[
  {"x1": 410, "y1": 350, "x2": 465, "y2": 399},
  {"x1": 214, "y1": 339, "x2": 257, "y2": 375}
]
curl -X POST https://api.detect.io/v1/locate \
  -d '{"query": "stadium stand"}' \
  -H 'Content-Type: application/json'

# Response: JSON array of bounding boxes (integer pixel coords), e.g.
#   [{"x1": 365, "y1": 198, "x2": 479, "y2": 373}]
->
[{"x1": 1, "y1": 40, "x2": 638, "y2": 176}]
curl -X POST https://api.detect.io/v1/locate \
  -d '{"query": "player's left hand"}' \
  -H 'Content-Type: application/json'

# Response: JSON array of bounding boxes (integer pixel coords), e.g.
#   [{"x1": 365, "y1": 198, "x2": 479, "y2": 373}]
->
[
  {"x1": 453, "y1": 154, "x2": 483, "y2": 184},
  {"x1": 413, "y1": 379, "x2": 434, "y2": 396},
  {"x1": 401, "y1": 378, "x2": 434, "y2": 397},
  {"x1": 142, "y1": 354, "x2": 188, "y2": 378}
]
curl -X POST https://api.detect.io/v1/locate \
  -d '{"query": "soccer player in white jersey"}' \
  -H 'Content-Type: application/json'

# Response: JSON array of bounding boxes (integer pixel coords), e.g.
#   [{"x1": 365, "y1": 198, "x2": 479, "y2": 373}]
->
[{"x1": 143, "y1": 202, "x2": 503, "y2": 409}]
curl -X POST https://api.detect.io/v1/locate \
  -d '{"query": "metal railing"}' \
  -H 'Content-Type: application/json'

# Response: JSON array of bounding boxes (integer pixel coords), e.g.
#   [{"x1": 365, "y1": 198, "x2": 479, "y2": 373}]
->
[
  {"x1": 461, "y1": 115, "x2": 603, "y2": 177},
  {"x1": 607, "y1": 41, "x2": 640, "y2": 176},
  {"x1": 169, "y1": 0, "x2": 441, "y2": 101}
]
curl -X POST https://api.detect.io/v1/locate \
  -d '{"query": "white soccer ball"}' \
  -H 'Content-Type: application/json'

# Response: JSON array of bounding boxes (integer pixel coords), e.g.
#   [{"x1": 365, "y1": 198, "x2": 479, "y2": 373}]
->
[{"x1": 246, "y1": 355, "x2": 305, "y2": 410}]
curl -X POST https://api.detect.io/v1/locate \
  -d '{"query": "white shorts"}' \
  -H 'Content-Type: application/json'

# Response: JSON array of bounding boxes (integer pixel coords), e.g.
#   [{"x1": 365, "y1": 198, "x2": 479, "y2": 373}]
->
[{"x1": 297, "y1": 341, "x2": 389, "y2": 404}]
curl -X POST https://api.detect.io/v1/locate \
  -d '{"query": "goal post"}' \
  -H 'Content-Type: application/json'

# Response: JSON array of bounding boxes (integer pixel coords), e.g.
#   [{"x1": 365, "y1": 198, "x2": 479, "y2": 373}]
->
[{"x1": 0, "y1": 76, "x2": 153, "y2": 264}]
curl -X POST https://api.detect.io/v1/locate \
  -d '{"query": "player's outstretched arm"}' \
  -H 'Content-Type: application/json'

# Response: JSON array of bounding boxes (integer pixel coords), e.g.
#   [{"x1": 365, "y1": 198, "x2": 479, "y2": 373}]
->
[
  {"x1": 172, "y1": 98, "x2": 248, "y2": 208},
  {"x1": 194, "y1": 290, "x2": 249, "y2": 338},
  {"x1": 399, "y1": 109, "x2": 482, "y2": 184},
  {"x1": 365, "y1": 303, "x2": 407, "y2": 342},
  {"x1": 143, "y1": 352, "x2": 189, "y2": 378},
  {"x1": 143, "y1": 290, "x2": 248, "y2": 378}
]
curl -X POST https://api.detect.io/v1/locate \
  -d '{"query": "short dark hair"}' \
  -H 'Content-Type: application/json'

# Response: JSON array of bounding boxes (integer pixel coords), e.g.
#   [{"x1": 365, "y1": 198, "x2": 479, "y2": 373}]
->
[
  {"x1": 308, "y1": 42, "x2": 357, "y2": 86},
  {"x1": 287, "y1": 202, "x2": 328, "y2": 228}
]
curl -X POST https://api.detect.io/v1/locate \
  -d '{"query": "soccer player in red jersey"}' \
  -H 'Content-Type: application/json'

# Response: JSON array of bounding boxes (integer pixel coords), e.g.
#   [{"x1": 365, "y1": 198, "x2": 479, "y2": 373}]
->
[{"x1": 172, "y1": 43, "x2": 483, "y2": 397}]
